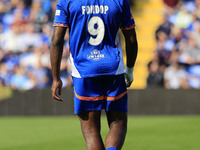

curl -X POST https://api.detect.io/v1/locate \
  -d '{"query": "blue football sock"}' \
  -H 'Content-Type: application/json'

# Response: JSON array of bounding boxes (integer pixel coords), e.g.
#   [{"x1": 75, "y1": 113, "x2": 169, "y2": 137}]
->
[{"x1": 106, "y1": 147, "x2": 118, "y2": 150}]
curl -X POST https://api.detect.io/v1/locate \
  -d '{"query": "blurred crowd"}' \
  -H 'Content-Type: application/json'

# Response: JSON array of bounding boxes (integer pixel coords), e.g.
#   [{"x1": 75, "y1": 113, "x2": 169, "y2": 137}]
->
[
  {"x1": 147, "y1": 0, "x2": 200, "y2": 89},
  {"x1": 0, "y1": 0, "x2": 72, "y2": 90}
]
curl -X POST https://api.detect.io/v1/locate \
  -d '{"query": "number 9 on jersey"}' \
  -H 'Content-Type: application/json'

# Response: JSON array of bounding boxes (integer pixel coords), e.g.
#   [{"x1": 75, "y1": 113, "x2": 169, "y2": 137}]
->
[{"x1": 87, "y1": 16, "x2": 105, "y2": 46}]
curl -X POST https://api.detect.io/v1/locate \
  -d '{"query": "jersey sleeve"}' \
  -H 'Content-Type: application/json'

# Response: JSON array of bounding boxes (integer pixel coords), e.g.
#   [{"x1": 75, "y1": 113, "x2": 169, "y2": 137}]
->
[
  {"x1": 53, "y1": 0, "x2": 69, "y2": 28},
  {"x1": 120, "y1": 0, "x2": 135, "y2": 30}
]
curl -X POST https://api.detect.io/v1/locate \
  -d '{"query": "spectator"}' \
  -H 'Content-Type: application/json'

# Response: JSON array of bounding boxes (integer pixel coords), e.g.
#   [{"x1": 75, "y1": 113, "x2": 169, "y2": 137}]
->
[
  {"x1": 32, "y1": 62, "x2": 49, "y2": 89},
  {"x1": 29, "y1": 0, "x2": 48, "y2": 32},
  {"x1": 156, "y1": 13, "x2": 173, "y2": 39},
  {"x1": 10, "y1": 65, "x2": 31, "y2": 90},
  {"x1": 179, "y1": 36, "x2": 200, "y2": 65},
  {"x1": 19, "y1": 47, "x2": 42, "y2": 68},
  {"x1": 19, "y1": 23, "x2": 42, "y2": 52},
  {"x1": 147, "y1": 60, "x2": 164, "y2": 88},
  {"x1": 0, "y1": 23, "x2": 22, "y2": 53},
  {"x1": 164, "y1": 61, "x2": 188, "y2": 89},
  {"x1": 156, "y1": 31, "x2": 171, "y2": 66}
]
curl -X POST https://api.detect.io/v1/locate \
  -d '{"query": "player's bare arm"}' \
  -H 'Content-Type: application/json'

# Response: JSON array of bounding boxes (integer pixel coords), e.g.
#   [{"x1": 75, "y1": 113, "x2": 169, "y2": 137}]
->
[
  {"x1": 50, "y1": 26, "x2": 67, "y2": 101},
  {"x1": 122, "y1": 28, "x2": 138, "y2": 87}
]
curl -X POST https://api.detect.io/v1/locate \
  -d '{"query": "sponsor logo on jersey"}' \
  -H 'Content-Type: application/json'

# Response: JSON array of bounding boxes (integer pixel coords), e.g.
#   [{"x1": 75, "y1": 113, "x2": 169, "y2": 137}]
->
[{"x1": 87, "y1": 49, "x2": 105, "y2": 61}]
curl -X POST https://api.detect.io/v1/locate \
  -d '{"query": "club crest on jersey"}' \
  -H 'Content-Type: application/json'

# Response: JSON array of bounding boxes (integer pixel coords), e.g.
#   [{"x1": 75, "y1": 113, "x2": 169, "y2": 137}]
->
[
  {"x1": 55, "y1": 10, "x2": 61, "y2": 16},
  {"x1": 87, "y1": 49, "x2": 105, "y2": 61}
]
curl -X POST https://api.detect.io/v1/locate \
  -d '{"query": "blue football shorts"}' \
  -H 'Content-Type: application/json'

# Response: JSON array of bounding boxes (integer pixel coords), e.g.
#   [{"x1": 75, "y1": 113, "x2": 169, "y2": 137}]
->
[{"x1": 73, "y1": 74, "x2": 127, "y2": 114}]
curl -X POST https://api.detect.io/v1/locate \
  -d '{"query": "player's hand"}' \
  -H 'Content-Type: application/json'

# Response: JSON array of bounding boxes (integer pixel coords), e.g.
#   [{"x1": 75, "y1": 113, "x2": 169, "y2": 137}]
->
[
  {"x1": 124, "y1": 66, "x2": 134, "y2": 87},
  {"x1": 51, "y1": 78, "x2": 63, "y2": 102}
]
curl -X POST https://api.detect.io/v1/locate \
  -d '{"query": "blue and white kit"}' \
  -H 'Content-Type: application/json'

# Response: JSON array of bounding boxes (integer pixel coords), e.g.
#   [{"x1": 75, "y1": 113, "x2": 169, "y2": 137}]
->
[
  {"x1": 54, "y1": 0, "x2": 135, "y2": 114},
  {"x1": 54, "y1": 0, "x2": 135, "y2": 78}
]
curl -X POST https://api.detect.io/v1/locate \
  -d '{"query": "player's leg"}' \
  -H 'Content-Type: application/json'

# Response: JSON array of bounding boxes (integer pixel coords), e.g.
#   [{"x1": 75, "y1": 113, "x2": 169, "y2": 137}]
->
[
  {"x1": 78, "y1": 111, "x2": 105, "y2": 150},
  {"x1": 103, "y1": 74, "x2": 128, "y2": 150},
  {"x1": 105, "y1": 111, "x2": 127, "y2": 150},
  {"x1": 73, "y1": 76, "x2": 105, "y2": 149}
]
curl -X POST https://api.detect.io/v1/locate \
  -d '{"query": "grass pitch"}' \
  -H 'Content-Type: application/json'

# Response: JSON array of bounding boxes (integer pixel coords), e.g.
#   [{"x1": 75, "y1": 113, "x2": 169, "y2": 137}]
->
[{"x1": 0, "y1": 116, "x2": 200, "y2": 150}]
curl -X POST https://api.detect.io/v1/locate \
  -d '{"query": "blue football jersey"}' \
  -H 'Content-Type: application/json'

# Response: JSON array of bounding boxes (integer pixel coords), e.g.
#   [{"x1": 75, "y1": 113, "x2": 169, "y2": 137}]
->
[{"x1": 54, "y1": 0, "x2": 135, "y2": 78}]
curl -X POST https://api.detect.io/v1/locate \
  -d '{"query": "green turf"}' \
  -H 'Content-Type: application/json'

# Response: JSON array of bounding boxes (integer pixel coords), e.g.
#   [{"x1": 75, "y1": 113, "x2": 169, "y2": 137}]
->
[{"x1": 0, "y1": 116, "x2": 200, "y2": 150}]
